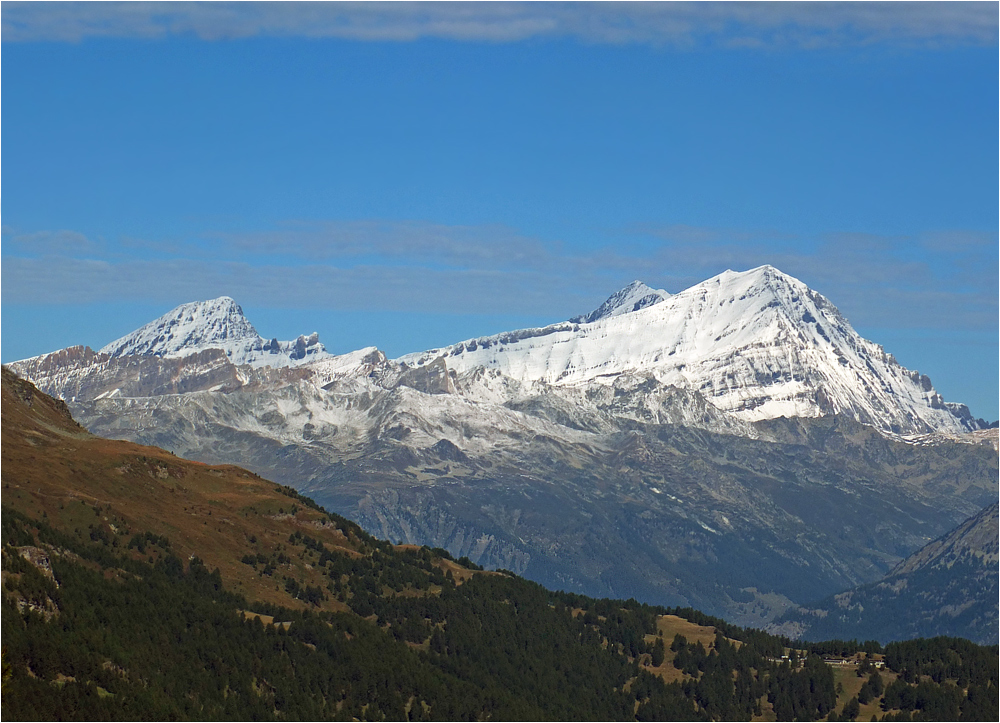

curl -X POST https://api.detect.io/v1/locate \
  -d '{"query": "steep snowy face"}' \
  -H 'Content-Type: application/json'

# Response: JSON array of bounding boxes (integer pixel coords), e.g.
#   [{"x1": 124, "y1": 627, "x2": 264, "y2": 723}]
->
[
  {"x1": 571, "y1": 280, "x2": 670, "y2": 323},
  {"x1": 99, "y1": 296, "x2": 331, "y2": 368},
  {"x1": 397, "y1": 266, "x2": 979, "y2": 434}
]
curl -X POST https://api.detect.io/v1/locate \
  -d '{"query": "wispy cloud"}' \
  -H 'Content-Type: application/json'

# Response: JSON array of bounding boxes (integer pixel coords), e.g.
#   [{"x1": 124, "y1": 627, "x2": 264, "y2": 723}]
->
[
  {"x1": 0, "y1": 254, "x2": 595, "y2": 317},
  {"x1": 623, "y1": 223, "x2": 998, "y2": 330},
  {"x1": 2, "y1": 219, "x2": 996, "y2": 334},
  {"x1": 3, "y1": 1, "x2": 996, "y2": 48},
  {"x1": 216, "y1": 220, "x2": 559, "y2": 270},
  {"x1": 3, "y1": 228, "x2": 100, "y2": 255}
]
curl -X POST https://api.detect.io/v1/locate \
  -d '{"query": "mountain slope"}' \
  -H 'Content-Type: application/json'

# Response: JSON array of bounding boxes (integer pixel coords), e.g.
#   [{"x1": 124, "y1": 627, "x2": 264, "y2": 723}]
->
[
  {"x1": 0, "y1": 364, "x2": 360, "y2": 611},
  {"x1": 773, "y1": 503, "x2": 999, "y2": 645},
  {"x1": 2, "y1": 367, "x2": 699, "y2": 720},
  {"x1": 0, "y1": 368, "x2": 823, "y2": 721}
]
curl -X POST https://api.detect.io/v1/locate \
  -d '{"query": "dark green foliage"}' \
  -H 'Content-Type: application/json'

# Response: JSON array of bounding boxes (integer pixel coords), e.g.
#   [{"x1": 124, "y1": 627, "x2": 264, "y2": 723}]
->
[
  {"x1": 651, "y1": 637, "x2": 666, "y2": 666},
  {"x1": 767, "y1": 655, "x2": 836, "y2": 721},
  {"x1": 127, "y1": 530, "x2": 171, "y2": 555},
  {"x1": 858, "y1": 671, "x2": 884, "y2": 705},
  {"x1": 842, "y1": 695, "x2": 860, "y2": 721},
  {"x1": 3, "y1": 505, "x2": 997, "y2": 722},
  {"x1": 883, "y1": 637, "x2": 998, "y2": 688},
  {"x1": 868, "y1": 637, "x2": 999, "y2": 722},
  {"x1": 1, "y1": 509, "x2": 689, "y2": 721},
  {"x1": 881, "y1": 679, "x2": 964, "y2": 720},
  {"x1": 455, "y1": 555, "x2": 483, "y2": 571}
]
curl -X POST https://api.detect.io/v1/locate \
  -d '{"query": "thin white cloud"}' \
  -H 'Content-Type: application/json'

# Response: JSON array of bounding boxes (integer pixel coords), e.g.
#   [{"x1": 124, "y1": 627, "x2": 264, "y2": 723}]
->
[
  {"x1": 3, "y1": 228, "x2": 99, "y2": 254},
  {"x1": 2, "y1": 1, "x2": 995, "y2": 48},
  {"x1": 919, "y1": 229, "x2": 997, "y2": 252},
  {"x1": 2, "y1": 219, "x2": 996, "y2": 334},
  {"x1": 0, "y1": 254, "x2": 596, "y2": 318},
  {"x1": 217, "y1": 220, "x2": 558, "y2": 270}
]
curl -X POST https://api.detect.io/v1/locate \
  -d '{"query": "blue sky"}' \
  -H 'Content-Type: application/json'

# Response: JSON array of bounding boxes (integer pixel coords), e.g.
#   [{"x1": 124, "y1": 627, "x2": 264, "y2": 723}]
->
[{"x1": 2, "y1": 2, "x2": 997, "y2": 420}]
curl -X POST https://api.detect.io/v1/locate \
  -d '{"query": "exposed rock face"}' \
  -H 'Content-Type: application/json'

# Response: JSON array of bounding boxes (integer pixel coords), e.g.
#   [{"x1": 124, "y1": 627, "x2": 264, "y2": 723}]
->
[
  {"x1": 772, "y1": 503, "x2": 999, "y2": 645},
  {"x1": 397, "y1": 357, "x2": 456, "y2": 395},
  {"x1": 10, "y1": 346, "x2": 241, "y2": 401},
  {"x1": 8, "y1": 345, "x2": 314, "y2": 402}
]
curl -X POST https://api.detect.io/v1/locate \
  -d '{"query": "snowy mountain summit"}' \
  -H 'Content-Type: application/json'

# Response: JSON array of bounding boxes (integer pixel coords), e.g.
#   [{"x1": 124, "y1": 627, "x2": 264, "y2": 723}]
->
[
  {"x1": 570, "y1": 280, "x2": 670, "y2": 323},
  {"x1": 399, "y1": 265, "x2": 980, "y2": 435},
  {"x1": 99, "y1": 296, "x2": 330, "y2": 368}
]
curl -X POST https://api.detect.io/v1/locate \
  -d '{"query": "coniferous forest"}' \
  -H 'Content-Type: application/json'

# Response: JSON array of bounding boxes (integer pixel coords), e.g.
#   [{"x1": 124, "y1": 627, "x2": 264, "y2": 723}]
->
[{"x1": 4, "y1": 504, "x2": 998, "y2": 722}]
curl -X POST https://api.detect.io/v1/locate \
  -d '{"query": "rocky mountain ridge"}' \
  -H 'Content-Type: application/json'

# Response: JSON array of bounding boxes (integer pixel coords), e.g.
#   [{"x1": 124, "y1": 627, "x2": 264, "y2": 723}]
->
[
  {"x1": 569, "y1": 279, "x2": 670, "y2": 324},
  {"x1": 891, "y1": 501, "x2": 999, "y2": 578}
]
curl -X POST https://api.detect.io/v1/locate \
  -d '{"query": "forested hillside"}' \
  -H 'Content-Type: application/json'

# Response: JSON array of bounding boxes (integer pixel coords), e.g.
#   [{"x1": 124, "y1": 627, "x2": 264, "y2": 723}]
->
[{"x1": 3, "y1": 367, "x2": 997, "y2": 721}]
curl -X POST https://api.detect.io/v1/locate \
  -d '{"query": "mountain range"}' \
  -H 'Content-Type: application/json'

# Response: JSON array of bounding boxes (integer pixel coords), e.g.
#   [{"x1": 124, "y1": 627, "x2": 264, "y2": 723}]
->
[{"x1": 9, "y1": 265, "x2": 997, "y2": 632}]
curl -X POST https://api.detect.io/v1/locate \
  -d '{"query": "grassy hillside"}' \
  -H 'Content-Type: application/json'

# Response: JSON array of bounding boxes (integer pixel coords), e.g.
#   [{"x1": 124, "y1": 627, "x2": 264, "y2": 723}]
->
[{"x1": 2, "y1": 367, "x2": 997, "y2": 721}]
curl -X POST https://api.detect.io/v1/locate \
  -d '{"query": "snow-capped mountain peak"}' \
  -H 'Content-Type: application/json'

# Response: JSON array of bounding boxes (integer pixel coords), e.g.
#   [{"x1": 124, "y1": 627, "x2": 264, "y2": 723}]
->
[
  {"x1": 100, "y1": 297, "x2": 260, "y2": 357},
  {"x1": 99, "y1": 296, "x2": 331, "y2": 368},
  {"x1": 706, "y1": 265, "x2": 810, "y2": 305},
  {"x1": 397, "y1": 265, "x2": 980, "y2": 435},
  {"x1": 572, "y1": 280, "x2": 670, "y2": 323}
]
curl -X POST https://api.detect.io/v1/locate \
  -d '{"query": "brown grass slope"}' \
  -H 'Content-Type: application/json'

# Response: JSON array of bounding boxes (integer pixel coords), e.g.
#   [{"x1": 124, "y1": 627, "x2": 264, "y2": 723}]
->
[{"x1": 1, "y1": 365, "x2": 448, "y2": 612}]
